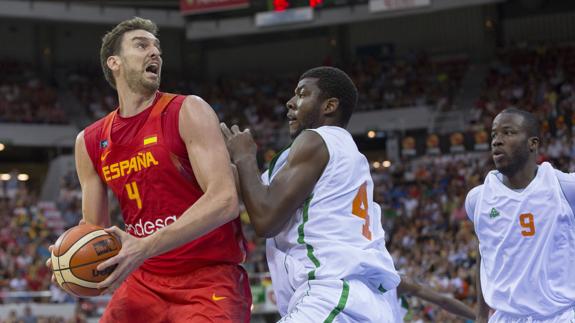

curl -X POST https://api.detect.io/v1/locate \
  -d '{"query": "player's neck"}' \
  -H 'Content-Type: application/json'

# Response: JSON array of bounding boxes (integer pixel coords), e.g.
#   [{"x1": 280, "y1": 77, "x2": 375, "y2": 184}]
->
[
  {"x1": 116, "y1": 85, "x2": 157, "y2": 118},
  {"x1": 502, "y1": 163, "x2": 538, "y2": 190}
]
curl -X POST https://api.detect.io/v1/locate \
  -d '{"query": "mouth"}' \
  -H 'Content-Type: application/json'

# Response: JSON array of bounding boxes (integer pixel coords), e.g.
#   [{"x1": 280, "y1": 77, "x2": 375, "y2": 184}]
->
[
  {"x1": 144, "y1": 63, "x2": 159, "y2": 77},
  {"x1": 492, "y1": 150, "x2": 505, "y2": 162},
  {"x1": 287, "y1": 114, "x2": 297, "y2": 125}
]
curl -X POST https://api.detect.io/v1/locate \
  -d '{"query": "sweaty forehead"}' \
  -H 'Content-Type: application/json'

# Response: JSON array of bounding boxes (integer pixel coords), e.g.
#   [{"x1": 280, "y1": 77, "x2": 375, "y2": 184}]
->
[
  {"x1": 122, "y1": 30, "x2": 158, "y2": 44},
  {"x1": 296, "y1": 78, "x2": 319, "y2": 91},
  {"x1": 493, "y1": 112, "x2": 525, "y2": 129}
]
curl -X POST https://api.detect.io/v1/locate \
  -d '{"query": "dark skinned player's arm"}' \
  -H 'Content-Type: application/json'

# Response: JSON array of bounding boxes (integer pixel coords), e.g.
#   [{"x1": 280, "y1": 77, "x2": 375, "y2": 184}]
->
[
  {"x1": 234, "y1": 130, "x2": 328, "y2": 238},
  {"x1": 475, "y1": 247, "x2": 490, "y2": 322},
  {"x1": 398, "y1": 279, "x2": 476, "y2": 321}
]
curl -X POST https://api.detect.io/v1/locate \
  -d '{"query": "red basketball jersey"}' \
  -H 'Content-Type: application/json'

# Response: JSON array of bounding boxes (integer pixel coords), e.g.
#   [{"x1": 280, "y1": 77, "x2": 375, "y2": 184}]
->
[{"x1": 84, "y1": 92, "x2": 246, "y2": 275}]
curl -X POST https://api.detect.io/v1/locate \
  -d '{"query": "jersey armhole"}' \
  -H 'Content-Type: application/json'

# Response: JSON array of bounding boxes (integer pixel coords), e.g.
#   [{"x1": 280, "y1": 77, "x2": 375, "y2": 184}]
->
[
  {"x1": 303, "y1": 129, "x2": 331, "y2": 182},
  {"x1": 555, "y1": 170, "x2": 575, "y2": 218},
  {"x1": 162, "y1": 95, "x2": 188, "y2": 159},
  {"x1": 83, "y1": 124, "x2": 103, "y2": 170},
  {"x1": 465, "y1": 186, "x2": 481, "y2": 223}
]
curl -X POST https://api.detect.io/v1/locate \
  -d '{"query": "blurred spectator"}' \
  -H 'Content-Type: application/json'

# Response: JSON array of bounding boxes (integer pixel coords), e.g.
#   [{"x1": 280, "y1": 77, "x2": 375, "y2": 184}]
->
[{"x1": 20, "y1": 305, "x2": 37, "y2": 323}]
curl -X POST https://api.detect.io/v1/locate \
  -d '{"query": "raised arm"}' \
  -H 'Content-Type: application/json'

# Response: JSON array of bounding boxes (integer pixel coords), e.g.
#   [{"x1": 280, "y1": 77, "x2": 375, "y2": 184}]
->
[
  {"x1": 75, "y1": 131, "x2": 110, "y2": 227},
  {"x1": 221, "y1": 125, "x2": 328, "y2": 238},
  {"x1": 397, "y1": 279, "x2": 475, "y2": 321}
]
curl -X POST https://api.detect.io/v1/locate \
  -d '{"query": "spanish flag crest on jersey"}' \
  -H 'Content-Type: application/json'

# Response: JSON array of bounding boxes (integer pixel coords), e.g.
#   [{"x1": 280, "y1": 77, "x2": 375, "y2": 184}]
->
[{"x1": 144, "y1": 135, "x2": 158, "y2": 146}]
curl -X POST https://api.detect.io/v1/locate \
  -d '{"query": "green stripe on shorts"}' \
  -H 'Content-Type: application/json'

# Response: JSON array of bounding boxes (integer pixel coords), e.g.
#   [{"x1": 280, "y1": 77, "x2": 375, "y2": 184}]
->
[{"x1": 324, "y1": 280, "x2": 350, "y2": 323}]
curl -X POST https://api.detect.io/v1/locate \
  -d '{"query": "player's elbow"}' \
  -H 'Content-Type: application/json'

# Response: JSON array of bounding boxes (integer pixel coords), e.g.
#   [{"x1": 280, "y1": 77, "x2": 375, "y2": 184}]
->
[
  {"x1": 207, "y1": 183, "x2": 240, "y2": 222},
  {"x1": 221, "y1": 191, "x2": 240, "y2": 221},
  {"x1": 252, "y1": 221, "x2": 278, "y2": 238},
  {"x1": 251, "y1": 210, "x2": 284, "y2": 238}
]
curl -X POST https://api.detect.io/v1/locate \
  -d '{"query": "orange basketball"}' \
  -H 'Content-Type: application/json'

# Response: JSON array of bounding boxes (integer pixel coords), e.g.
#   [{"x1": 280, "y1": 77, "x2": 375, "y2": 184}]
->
[{"x1": 51, "y1": 224, "x2": 121, "y2": 297}]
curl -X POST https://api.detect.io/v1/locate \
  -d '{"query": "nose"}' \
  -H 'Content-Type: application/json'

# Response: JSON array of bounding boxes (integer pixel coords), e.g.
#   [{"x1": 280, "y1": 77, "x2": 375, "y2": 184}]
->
[
  {"x1": 286, "y1": 97, "x2": 295, "y2": 111},
  {"x1": 491, "y1": 134, "x2": 503, "y2": 148},
  {"x1": 150, "y1": 45, "x2": 161, "y2": 58}
]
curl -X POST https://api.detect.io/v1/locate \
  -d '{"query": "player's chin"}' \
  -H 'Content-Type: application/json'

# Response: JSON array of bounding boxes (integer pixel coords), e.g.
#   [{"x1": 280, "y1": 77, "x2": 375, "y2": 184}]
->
[
  {"x1": 142, "y1": 79, "x2": 160, "y2": 92},
  {"x1": 494, "y1": 162, "x2": 512, "y2": 175},
  {"x1": 289, "y1": 128, "x2": 302, "y2": 140}
]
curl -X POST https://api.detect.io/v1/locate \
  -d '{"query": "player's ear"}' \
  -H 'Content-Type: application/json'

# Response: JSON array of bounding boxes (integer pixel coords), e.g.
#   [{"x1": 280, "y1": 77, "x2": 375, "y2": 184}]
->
[
  {"x1": 528, "y1": 137, "x2": 539, "y2": 152},
  {"x1": 323, "y1": 98, "x2": 339, "y2": 115},
  {"x1": 107, "y1": 55, "x2": 121, "y2": 72}
]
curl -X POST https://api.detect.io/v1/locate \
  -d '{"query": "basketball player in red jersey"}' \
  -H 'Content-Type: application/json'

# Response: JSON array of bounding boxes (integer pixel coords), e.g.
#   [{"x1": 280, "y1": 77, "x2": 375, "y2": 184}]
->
[{"x1": 47, "y1": 17, "x2": 251, "y2": 322}]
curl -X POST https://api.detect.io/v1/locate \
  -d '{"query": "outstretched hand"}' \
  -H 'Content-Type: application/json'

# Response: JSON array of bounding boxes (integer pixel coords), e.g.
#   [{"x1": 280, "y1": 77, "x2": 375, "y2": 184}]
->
[
  {"x1": 95, "y1": 226, "x2": 150, "y2": 294},
  {"x1": 220, "y1": 123, "x2": 257, "y2": 164}
]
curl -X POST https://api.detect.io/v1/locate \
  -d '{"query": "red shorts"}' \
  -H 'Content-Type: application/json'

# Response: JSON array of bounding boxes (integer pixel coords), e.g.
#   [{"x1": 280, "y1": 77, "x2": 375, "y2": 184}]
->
[{"x1": 100, "y1": 264, "x2": 252, "y2": 323}]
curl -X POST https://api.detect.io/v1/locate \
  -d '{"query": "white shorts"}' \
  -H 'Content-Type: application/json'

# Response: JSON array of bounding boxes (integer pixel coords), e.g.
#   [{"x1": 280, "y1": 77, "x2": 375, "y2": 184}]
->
[
  {"x1": 489, "y1": 306, "x2": 575, "y2": 323},
  {"x1": 278, "y1": 279, "x2": 399, "y2": 323}
]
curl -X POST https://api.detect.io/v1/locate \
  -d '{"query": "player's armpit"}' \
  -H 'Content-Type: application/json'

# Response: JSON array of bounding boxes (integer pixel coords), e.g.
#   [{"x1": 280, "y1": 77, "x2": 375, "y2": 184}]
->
[
  {"x1": 237, "y1": 130, "x2": 329, "y2": 238},
  {"x1": 75, "y1": 131, "x2": 110, "y2": 227}
]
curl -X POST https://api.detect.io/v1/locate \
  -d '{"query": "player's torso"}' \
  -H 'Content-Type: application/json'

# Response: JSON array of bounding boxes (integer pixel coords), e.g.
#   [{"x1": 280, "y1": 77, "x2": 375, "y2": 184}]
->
[
  {"x1": 474, "y1": 162, "x2": 575, "y2": 315},
  {"x1": 84, "y1": 93, "x2": 246, "y2": 274},
  {"x1": 96, "y1": 94, "x2": 202, "y2": 234},
  {"x1": 266, "y1": 127, "x2": 399, "y2": 293}
]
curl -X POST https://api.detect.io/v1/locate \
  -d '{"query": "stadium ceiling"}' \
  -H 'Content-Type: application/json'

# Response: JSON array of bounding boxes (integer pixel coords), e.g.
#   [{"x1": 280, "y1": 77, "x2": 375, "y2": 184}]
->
[{"x1": 37, "y1": 0, "x2": 180, "y2": 10}]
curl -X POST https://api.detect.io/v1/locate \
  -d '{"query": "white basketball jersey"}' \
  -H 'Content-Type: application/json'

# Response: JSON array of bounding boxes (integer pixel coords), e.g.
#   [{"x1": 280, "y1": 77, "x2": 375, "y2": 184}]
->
[
  {"x1": 263, "y1": 126, "x2": 400, "y2": 315},
  {"x1": 471, "y1": 162, "x2": 575, "y2": 316}
]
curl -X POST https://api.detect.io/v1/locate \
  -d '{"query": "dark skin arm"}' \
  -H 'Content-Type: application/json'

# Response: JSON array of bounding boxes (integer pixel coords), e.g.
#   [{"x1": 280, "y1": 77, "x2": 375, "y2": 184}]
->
[
  {"x1": 221, "y1": 124, "x2": 328, "y2": 238},
  {"x1": 398, "y1": 278, "x2": 475, "y2": 321},
  {"x1": 475, "y1": 247, "x2": 490, "y2": 322}
]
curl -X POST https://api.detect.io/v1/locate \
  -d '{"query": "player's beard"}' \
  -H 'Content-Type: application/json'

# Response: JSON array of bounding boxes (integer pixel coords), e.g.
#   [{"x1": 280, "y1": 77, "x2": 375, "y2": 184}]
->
[
  {"x1": 125, "y1": 66, "x2": 160, "y2": 95},
  {"x1": 290, "y1": 106, "x2": 321, "y2": 140},
  {"x1": 496, "y1": 144, "x2": 530, "y2": 178}
]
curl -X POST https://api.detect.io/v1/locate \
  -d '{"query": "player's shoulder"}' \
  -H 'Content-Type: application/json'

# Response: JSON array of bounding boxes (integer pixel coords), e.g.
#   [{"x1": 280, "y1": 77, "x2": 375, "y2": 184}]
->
[
  {"x1": 291, "y1": 130, "x2": 327, "y2": 154},
  {"x1": 178, "y1": 94, "x2": 218, "y2": 121},
  {"x1": 466, "y1": 185, "x2": 483, "y2": 201},
  {"x1": 287, "y1": 130, "x2": 329, "y2": 165},
  {"x1": 83, "y1": 114, "x2": 110, "y2": 142},
  {"x1": 552, "y1": 167, "x2": 575, "y2": 183},
  {"x1": 180, "y1": 94, "x2": 209, "y2": 109},
  {"x1": 464, "y1": 184, "x2": 483, "y2": 219},
  {"x1": 84, "y1": 114, "x2": 108, "y2": 132}
]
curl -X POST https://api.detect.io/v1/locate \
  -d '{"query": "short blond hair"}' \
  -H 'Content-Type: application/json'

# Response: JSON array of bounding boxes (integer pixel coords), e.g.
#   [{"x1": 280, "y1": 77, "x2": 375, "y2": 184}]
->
[{"x1": 100, "y1": 17, "x2": 158, "y2": 89}]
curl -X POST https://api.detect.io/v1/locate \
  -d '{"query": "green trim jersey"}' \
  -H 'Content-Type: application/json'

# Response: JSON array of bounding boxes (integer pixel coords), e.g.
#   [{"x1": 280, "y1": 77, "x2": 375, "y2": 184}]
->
[
  {"x1": 263, "y1": 126, "x2": 400, "y2": 316},
  {"x1": 466, "y1": 162, "x2": 575, "y2": 318}
]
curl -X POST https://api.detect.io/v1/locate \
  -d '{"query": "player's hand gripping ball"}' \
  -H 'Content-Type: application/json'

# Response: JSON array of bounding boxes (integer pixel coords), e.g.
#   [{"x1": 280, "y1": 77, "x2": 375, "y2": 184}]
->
[{"x1": 51, "y1": 224, "x2": 121, "y2": 297}]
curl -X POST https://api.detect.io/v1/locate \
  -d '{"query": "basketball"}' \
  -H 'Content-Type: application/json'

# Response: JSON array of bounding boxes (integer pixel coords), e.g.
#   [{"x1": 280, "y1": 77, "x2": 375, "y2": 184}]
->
[{"x1": 50, "y1": 224, "x2": 121, "y2": 297}]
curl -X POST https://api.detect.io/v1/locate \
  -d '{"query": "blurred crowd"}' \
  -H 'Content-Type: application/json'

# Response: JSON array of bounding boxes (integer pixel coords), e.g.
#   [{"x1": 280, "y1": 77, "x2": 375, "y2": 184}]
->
[
  {"x1": 62, "y1": 50, "x2": 467, "y2": 152},
  {"x1": 352, "y1": 52, "x2": 468, "y2": 111},
  {"x1": 0, "y1": 60, "x2": 67, "y2": 124}
]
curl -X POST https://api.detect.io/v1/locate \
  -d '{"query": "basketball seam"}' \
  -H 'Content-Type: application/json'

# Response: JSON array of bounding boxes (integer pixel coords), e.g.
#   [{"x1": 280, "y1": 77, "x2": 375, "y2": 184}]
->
[
  {"x1": 55, "y1": 228, "x2": 73, "y2": 284},
  {"x1": 57, "y1": 230, "x2": 110, "y2": 270},
  {"x1": 52, "y1": 226, "x2": 116, "y2": 295},
  {"x1": 52, "y1": 254, "x2": 117, "y2": 283},
  {"x1": 68, "y1": 234, "x2": 118, "y2": 270},
  {"x1": 62, "y1": 280, "x2": 102, "y2": 297}
]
